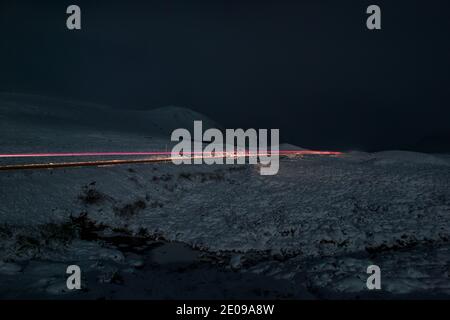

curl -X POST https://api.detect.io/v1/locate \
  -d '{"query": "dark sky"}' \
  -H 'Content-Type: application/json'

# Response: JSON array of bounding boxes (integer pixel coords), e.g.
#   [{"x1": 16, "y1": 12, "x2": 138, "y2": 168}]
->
[{"x1": 1, "y1": 0, "x2": 449, "y2": 151}]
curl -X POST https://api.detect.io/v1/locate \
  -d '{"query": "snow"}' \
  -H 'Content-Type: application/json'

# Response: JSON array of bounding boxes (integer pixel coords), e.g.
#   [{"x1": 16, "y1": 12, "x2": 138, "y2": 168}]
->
[
  {"x1": 371, "y1": 150, "x2": 450, "y2": 166},
  {"x1": 278, "y1": 143, "x2": 308, "y2": 151},
  {"x1": 1, "y1": 94, "x2": 450, "y2": 298},
  {"x1": 0, "y1": 93, "x2": 218, "y2": 156}
]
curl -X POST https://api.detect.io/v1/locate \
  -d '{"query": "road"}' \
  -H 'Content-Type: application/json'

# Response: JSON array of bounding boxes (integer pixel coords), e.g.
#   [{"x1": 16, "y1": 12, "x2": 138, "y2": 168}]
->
[{"x1": 0, "y1": 150, "x2": 343, "y2": 171}]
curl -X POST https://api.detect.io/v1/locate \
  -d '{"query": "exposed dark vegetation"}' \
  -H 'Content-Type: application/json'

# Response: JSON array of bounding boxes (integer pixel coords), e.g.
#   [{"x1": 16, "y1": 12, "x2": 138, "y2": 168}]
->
[
  {"x1": 69, "y1": 212, "x2": 107, "y2": 241},
  {"x1": 114, "y1": 199, "x2": 147, "y2": 217},
  {"x1": 0, "y1": 212, "x2": 109, "y2": 259},
  {"x1": 178, "y1": 171, "x2": 225, "y2": 182},
  {"x1": 149, "y1": 200, "x2": 164, "y2": 208},
  {"x1": 152, "y1": 174, "x2": 173, "y2": 182},
  {"x1": 0, "y1": 223, "x2": 13, "y2": 238},
  {"x1": 365, "y1": 233, "x2": 450, "y2": 254},
  {"x1": 78, "y1": 183, "x2": 106, "y2": 205}
]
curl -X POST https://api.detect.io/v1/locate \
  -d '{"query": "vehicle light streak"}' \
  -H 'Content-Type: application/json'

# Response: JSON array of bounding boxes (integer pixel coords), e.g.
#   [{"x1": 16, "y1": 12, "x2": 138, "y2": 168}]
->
[
  {"x1": 0, "y1": 150, "x2": 342, "y2": 158},
  {"x1": 0, "y1": 150, "x2": 343, "y2": 171}
]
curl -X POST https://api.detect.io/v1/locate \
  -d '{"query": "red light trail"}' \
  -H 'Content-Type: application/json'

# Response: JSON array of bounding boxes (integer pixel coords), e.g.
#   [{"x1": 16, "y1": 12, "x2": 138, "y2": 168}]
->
[
  {"x1": 0, "y1": 150, "x2": 342, "y2": 158},
  {"x1": 0, "y1": 150, "x2": 343, "y2": 171}
]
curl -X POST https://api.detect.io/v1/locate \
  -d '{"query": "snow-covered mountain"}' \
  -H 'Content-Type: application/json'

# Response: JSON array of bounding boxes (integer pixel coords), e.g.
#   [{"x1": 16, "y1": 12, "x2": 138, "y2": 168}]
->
[
  {"x1": 0, "y1": 93, "x2": 220, "y2": 154},
  {"x1": 0, "y1": 93, "x2": 220, "y2": 134}
]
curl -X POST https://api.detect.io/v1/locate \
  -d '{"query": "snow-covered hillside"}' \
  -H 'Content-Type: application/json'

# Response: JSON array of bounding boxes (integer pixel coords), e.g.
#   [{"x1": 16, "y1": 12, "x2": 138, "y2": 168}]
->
[
  {"x1": 0, "y1": 93, "x2": 220, "y2": 155},
  {"x1": 0, "y1": 94, "x2": 449, "y2": 299}
]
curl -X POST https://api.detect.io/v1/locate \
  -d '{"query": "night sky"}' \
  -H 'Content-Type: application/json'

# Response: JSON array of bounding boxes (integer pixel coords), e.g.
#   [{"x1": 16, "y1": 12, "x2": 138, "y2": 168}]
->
[{"x1": 1, "y1": 0, "x2": 449, "y2": 152}]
